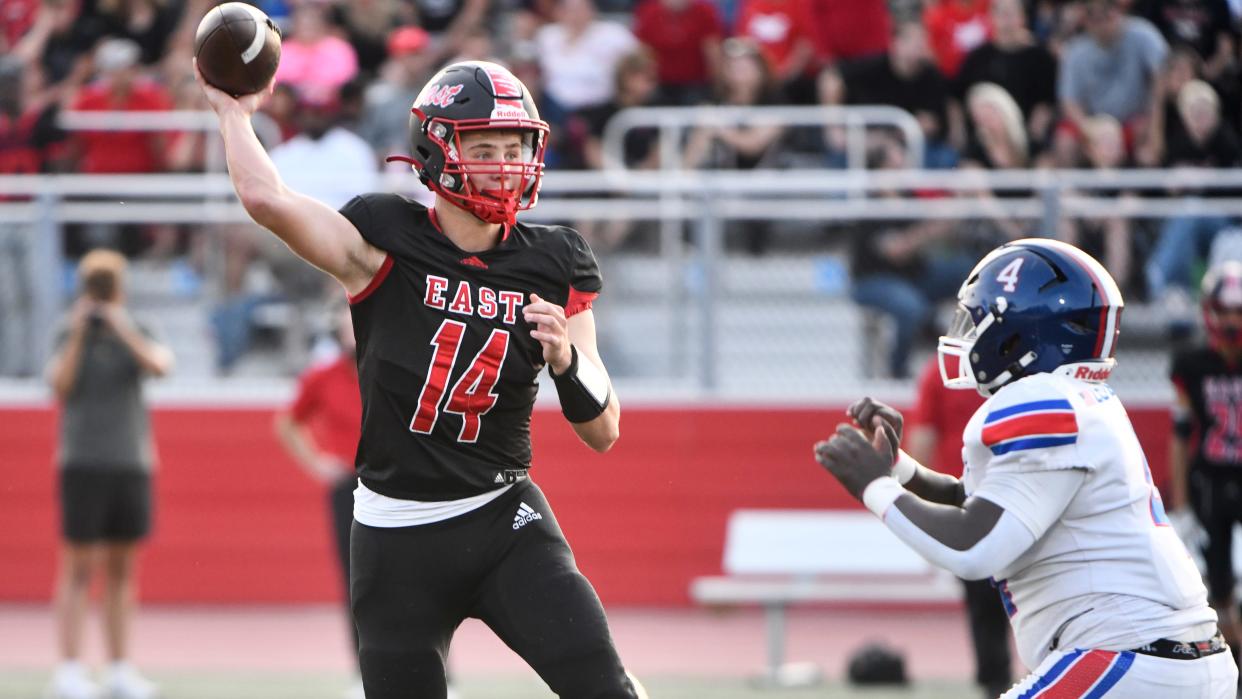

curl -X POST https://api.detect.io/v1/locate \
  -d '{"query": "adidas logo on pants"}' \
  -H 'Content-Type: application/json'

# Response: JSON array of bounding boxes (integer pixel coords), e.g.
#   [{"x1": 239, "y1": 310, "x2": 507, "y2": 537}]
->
[{"x1": 512, "y1": 502, "x2": 543, "y2": 530}]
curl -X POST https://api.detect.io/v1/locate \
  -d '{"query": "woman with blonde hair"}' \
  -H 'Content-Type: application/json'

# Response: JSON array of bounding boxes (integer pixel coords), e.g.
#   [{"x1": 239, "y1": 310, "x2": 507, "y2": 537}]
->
[
  {"x1": 44, "y1": 249, "x2": 173, "y2": 699},
  {"x1": 960, "y1": 82, "x2": 1030, "y2": 242},
  {"x1": 962, "y1": 82, "x2": 1028, "y2": 169}
]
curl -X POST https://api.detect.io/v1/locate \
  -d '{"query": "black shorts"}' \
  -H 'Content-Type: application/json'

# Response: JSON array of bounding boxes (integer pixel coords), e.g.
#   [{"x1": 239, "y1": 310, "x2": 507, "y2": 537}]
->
[
  {"x1": 350, "y1": 480, "x2": 638, "y2": 699},
  {"x1": 59, "y1": 468, "x2": 153, "y2": 543},
  {"x1": 1188, "y1": 467, "x2": 1242, "y2": 602}
]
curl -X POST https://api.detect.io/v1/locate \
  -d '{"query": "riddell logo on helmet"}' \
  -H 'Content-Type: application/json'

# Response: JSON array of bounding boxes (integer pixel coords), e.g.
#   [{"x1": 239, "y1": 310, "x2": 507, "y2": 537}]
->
[
  {"x1": 490, "y1": 102, "x2": 528, "y2": 120},
  {"x1": 1075, "y1": 366, "x2": 1111, "y2": 381},
  {"x1": 418, "y1": 84, "x2": 464, "y2": 109}
]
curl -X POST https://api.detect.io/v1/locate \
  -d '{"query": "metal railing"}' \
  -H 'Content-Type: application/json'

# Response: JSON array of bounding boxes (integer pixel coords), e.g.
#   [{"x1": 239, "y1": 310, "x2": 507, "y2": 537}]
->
[
  {"x1": 600, "y1": 105, "x2": 926, "y2": 172},
  {"x1": 2, "y1": 167, "x2": 1238, "y2": 401}
]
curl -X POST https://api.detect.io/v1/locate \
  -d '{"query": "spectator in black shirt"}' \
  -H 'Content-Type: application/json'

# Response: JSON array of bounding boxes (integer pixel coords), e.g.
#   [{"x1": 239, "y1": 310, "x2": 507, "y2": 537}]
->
[
  {"x1": 577, "y1": 47, "x2": 661, "y2": 172},
  {"x1": 572, "y1": 47, "x2": 661, "y2": 250},
  {"x1": 954, "y1": 0, "x2": 1058, "y2": 152},
  {"x1": 1144, "y1": 78, "x2": 1239, "y2": 313},
  {"x1": 837, "y1": 21, "x2": 961, "y2": 168},
  {"x1": 961, "y1": 82, "x2": 1028, "y2": 171},
  {"x1": 684, "y1": 38, "x2": 784, "y2": 253},
  {"x1": 333, "y1": 0, "x2": 418, "y2": 77},
  {"x1": 1137, "y1": 0, "x2": 1237, "y2": 82},
  {"x1": 959, "y1": 83, "x2": 1032, "y2": 240},
  {"x1": 847, "y1": 134, "x2": 979, "y2": 379},
  {"x1": 1138, "y1": 46, "x2": 1201, "y2": 166},
  {"x1": 1165, "y1": 79, "x2": 1241, "y2": 167},
  {"x1": 12, "y1": 0, "x2": 94, "y2": 88}
]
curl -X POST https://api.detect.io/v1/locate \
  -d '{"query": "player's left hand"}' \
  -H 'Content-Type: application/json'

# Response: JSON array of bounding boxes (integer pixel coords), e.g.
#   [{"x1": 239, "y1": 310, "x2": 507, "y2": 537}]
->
[
  {"x1": 814, "y1": 422, "x2": 899, "y2": 501},
  {"x1": 524, "y1": 293, "x2": 572, "y2": 374}
]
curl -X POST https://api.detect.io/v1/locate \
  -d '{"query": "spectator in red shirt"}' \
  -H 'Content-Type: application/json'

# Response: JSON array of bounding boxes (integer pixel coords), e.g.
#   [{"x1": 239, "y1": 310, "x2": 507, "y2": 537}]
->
[
  {"x1": 633, "y1": 0, "x2": 724, "y2": 105},
  {"x1": 923, "y1": 0, "x2": 992, "y2": 78},
  {"x1": 0, "y1": 55, "x2": 66, "y2": 178},
  {"x1": 274, "y1": 302, "x2": 364, "y2": 698},
  {"x1": 806, "y1": 0, "x2": 890, "y2": 64},
  {"x1": 734, "y1": 0, "x2": 818, "y2": 102},
  {"x1": 906, "y1": 356, "x2": 1013, "y2": 699},
  {"x1": 0, "y1": 0, "x2": 40, "y2": 53},
  {"x1": 69, "y1": 38, "x2": 174, "y2": 174}
]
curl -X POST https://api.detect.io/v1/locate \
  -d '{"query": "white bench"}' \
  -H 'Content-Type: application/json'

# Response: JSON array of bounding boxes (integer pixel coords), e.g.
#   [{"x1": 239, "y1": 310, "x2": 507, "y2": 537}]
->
[{"x1": 689, "y1": 509, "x2": 960, "y2": 686}]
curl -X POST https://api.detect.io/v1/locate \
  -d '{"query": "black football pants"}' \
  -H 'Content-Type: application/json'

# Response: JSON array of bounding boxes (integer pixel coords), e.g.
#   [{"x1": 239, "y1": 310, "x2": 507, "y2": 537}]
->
[
  {"x1": 350, "y1": 480, "x2": 639, "y2": 699},
  {"x1": 1189, "y1": 468, "x2": 1242, "y2": 603}
]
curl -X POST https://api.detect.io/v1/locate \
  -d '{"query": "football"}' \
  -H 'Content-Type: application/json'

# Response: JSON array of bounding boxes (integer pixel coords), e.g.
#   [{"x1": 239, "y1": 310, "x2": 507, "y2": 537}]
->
[{"x1": 194, "y1": 2, "x2": 282, "y2": 97}]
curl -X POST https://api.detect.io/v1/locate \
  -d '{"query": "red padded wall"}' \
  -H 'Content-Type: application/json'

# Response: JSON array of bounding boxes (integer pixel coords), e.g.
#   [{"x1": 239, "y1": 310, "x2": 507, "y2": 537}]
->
[{"x1": 0, "y1": 405, "x2": 1172, "y2": 605}]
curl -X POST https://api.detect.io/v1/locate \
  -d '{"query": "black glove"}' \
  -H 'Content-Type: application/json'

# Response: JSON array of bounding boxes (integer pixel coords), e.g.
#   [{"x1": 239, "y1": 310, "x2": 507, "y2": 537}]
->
[
  {"x1": 814, "y1": 422, "x2": 899, "y2": 501},
  {"x1": 847, "y1": 397, "x2": 904, "y2": 445}
]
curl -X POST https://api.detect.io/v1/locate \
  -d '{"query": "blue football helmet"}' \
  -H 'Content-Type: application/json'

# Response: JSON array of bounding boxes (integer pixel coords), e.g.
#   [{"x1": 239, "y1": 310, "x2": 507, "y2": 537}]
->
[{"x1": 937, "y1": 238, "x2": 1124, "y2": 396}]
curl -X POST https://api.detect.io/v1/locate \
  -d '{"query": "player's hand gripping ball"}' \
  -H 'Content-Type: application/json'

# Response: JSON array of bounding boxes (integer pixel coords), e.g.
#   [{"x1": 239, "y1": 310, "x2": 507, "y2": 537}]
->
[{"x1": 194, "y1": 2, "x2": 282, "y2": 97}]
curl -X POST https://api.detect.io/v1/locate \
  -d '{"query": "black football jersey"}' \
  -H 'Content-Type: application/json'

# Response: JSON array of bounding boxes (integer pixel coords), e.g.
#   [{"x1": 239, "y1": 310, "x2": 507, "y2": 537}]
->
[
  {"x1": 1171, "y1": 345, "x2": 1242, "y2": 471},
  {"x1": 340, "y1": 194, "x2": 603, "y2": 500}
]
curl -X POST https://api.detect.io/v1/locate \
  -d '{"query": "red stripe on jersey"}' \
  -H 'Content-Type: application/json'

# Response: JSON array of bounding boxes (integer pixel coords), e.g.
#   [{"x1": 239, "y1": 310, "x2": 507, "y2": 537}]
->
[
  {"x1": 565, "y1": 287, "x2": 599, "y2": 317},
  {"x1": 349, "y1": 255, "x2": 394, "y2": 304},
  {"x1": 981, "y1": 412, "x2": 1077, "y2": 447},
  {"x1": 1033, "y1": 650, "x2": 1115, "y2": 698}
]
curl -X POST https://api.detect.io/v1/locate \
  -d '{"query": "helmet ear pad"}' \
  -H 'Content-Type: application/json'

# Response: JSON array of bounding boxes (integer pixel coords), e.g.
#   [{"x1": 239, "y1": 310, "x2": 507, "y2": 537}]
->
[{"x1": 409, "y1": 111, "x2": 467, "y2": 193}]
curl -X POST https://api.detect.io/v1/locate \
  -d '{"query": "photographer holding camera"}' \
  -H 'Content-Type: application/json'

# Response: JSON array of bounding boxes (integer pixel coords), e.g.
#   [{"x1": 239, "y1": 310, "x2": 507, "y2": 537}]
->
[{"x1": 44, "y1": 249, "x2": 173, "y2": 699}]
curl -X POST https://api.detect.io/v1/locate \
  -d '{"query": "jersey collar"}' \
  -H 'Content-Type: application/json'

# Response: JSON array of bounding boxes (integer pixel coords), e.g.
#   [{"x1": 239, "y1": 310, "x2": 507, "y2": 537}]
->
[{"x1": 427, "y1": 208, "x2": 511, "y2": 244}]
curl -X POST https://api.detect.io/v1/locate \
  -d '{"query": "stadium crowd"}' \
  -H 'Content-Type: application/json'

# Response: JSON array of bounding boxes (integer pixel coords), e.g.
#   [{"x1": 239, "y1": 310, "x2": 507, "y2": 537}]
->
[{"x1": 1, "y1": 0, "x2": 1240, "y2": 376}]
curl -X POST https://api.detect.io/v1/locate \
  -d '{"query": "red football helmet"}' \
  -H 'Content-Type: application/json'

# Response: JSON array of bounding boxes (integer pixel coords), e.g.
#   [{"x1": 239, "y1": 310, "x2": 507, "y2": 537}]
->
[
  {"x1": 1201, "y1": 260, "x2": 1242, "y2": 350},
  {"x1": 388, "y1": 61, "x2": 549, "y2": 226}
]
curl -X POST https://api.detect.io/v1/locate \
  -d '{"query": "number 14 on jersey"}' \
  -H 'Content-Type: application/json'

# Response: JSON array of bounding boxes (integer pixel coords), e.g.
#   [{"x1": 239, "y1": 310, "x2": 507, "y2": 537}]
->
[{"x1": 410, "y1": 319, "x2": 511, "y2": 443}]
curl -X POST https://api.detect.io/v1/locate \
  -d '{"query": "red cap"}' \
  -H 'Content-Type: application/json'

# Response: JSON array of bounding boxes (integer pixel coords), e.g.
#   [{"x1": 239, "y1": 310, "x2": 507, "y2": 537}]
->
[{"x1": 387, "y1": 26, "x2": 430, "y2": 57}]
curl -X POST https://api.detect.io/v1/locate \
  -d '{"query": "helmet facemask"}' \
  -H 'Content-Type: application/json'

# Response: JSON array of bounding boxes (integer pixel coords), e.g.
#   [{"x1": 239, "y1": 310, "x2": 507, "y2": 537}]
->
[
  {"x1": 1203, "y1": 262, "x2": 1242, "y2": 352},
  {"x1": 413, "y1": 110, "x2": 548, "y2": 226},
  {"x1": 938, "y1": 296, "x2": 1037, "y2": 397}
]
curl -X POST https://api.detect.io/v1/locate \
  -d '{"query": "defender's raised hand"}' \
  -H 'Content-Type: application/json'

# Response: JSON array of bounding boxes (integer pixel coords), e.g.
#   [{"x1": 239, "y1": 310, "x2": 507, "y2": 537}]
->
[
  {"x1": 524, "y1": 293, "x2": 572, "y2": 374},
  {"x1": 814, "y1": 421, "x2": 900, "y2": 501},
  {"x1": 847, "y1": 397, "x2": 905, "y2": 444}
]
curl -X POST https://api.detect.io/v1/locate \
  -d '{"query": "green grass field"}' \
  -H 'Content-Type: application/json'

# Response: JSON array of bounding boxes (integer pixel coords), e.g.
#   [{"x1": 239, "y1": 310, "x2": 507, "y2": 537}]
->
[{"x1": 0, "y1": 669, "x2": 978, "y2": 699}]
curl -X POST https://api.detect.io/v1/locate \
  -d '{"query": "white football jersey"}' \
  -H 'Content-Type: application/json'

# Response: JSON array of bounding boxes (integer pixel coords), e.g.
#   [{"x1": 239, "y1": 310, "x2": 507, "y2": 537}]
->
[{"x1": 961, "y1": 372, "x2": 1218, "y2": 669}]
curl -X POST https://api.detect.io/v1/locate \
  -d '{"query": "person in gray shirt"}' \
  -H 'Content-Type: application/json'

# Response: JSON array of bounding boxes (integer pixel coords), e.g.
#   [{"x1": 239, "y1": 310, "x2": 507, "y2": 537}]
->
[
  {"x1": 43, "y1": 249, "x2": 173, "y2": 699},
  {"x1": 1059, "y1": 0, "x2": 1168, "y2": 134}
]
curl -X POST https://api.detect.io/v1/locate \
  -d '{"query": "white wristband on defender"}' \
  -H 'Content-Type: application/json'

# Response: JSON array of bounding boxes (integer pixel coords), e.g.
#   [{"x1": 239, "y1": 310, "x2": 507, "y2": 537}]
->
[
  {"x1": 892, "y1": 449, "x2": 918, "y2": 485},
  {"x1": 862, "y1": 476, "x2": 905, "y2": 517}
]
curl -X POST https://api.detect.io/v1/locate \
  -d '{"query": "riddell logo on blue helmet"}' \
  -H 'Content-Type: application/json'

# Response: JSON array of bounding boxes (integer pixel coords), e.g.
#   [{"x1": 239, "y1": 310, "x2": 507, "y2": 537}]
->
[{"x1": 1073, "y1": 365, "x2": 1112, "y2": 381}]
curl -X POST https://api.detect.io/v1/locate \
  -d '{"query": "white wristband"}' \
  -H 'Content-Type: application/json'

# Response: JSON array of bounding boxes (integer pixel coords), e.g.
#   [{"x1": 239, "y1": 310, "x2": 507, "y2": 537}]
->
[
  {"x1": 862, "y1": 476, "x2": 905, "y2": 518},
  {"x1": 892, "y1": 449, "x2": 918, "y2": 485}
]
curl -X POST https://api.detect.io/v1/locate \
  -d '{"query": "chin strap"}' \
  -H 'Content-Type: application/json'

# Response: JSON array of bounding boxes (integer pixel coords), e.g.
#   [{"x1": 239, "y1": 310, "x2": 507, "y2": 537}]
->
[{"x1": 387, "y1": 154, "x2": 519, "y2": 226}]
